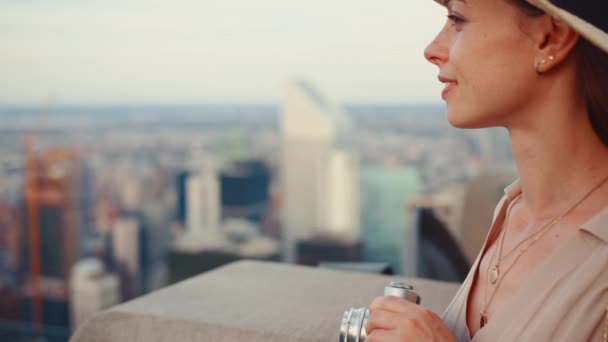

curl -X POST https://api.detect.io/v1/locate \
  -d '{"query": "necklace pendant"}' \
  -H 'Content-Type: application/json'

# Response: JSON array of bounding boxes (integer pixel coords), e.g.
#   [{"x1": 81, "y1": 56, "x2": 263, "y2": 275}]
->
[
  {"x1": 480, "y1": 311, "x2": 488, "y2": 328},
  {"x1": 489, "y1": 265, "x2": 499, "y2": 285}
]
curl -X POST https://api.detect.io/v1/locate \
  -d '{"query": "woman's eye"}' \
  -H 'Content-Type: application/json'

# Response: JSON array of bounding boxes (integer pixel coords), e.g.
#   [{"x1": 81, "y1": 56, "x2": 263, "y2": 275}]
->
[{"x1": 447, "y1": 14, "x2": 465, "y2": 26}]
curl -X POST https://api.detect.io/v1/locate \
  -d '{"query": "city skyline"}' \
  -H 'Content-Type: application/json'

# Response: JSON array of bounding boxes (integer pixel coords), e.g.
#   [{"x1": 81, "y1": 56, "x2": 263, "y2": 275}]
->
[
  {"x1": 0, "y1": 0, "x2": 446, "y2": 104},
  {"x1": 0, "y1": 91, "x2": 513, "y2": 339}
]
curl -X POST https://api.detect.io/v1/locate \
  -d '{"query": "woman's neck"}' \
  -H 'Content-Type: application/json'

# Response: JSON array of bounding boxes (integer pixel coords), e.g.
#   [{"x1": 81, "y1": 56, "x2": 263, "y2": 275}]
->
[{"x1": 508, "y1": 101, "x2": 608, "y2": 221}]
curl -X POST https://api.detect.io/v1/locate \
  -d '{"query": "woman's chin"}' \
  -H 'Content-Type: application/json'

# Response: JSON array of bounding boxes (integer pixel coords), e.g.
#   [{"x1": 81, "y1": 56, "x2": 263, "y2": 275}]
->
[{"x1": 446, "y1": 109, "x2": 493, "y2": 129}]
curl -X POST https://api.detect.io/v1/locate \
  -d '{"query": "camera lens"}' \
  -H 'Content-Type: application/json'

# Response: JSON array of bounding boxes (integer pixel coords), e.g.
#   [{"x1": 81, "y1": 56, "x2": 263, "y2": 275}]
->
[
  {"x1": 339, "y1": 283, "x2": 420, "y2": 342},
  {"x1": 339, "y1": 307, "x2": 369, "y2": 342},
  {"x1": 384, "y1": 282, "x2": 420, "y2": 304}
]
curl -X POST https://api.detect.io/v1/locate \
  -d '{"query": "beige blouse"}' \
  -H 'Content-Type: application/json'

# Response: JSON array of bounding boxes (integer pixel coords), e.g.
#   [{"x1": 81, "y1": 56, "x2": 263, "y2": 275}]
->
[{"x1": 442, "y1": 180, "x2": 608, "y2": 341}]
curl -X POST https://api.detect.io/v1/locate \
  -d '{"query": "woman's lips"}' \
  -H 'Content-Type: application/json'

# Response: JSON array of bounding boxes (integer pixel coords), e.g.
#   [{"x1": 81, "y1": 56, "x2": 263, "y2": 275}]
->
[
  {"x1": 438, "y1": 75, "x2": 457, "y2": 100},
  {"x1": 441, "y1": 82, "x2": 456, "y2": 99}
]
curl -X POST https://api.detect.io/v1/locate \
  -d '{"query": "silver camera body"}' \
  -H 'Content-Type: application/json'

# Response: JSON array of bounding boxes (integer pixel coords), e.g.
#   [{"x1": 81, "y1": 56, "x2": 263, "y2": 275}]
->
[{"x1": 339, "y1": 282, "x2": 421, "y2": 342}]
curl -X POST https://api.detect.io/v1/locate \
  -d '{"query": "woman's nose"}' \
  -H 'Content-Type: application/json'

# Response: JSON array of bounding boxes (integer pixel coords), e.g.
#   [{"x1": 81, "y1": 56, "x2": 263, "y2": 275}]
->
[{"x1": 424, "y1": 31, "x2": 448, "y2": 66}]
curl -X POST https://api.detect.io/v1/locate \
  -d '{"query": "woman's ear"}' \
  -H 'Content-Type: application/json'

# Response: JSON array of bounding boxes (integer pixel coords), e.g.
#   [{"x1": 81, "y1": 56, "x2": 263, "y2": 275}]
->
[{"x1": 534, "y1": 16, "x2": 579, "y2": 74}]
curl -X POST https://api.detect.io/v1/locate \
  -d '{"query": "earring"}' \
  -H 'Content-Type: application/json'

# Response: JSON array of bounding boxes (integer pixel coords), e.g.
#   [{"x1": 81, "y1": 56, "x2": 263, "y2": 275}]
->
[
  {"x1": 535, "y1": 56, "x2": 553, "y2": 74},
  {"x1": 535, "y1": 59, "x2": 546, "y2": 74}
]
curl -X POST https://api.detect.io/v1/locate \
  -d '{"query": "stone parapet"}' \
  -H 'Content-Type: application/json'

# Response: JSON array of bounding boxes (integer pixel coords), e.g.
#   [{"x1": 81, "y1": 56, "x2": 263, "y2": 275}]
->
[{"x1": 71, "y1": 260, "x2": 460, "y2": 342}]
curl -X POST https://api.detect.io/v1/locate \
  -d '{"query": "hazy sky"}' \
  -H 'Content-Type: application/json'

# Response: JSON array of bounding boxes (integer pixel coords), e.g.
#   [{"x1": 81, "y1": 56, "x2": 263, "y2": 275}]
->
[{"x1": 0, "y1": 0, "x2": 446, "y2": 104}]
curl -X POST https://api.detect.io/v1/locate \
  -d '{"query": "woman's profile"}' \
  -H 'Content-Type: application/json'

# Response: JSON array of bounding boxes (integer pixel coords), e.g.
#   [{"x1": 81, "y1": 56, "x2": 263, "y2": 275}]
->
[{"x1": 364, "y1": 0, "x2": 608, "y2": 341}]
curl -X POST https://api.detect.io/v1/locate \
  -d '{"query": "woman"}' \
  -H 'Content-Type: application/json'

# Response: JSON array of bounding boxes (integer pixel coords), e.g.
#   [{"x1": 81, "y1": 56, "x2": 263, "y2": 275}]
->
[{"x1": 364, "y1": 0, "x2": 608, "y2": 341}]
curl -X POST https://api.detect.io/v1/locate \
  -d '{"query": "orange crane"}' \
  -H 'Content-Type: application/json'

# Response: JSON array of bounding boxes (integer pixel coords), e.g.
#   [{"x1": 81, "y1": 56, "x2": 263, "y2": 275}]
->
[{"x1": 23, "y1": 137, "x2": 42, "y2": 326}]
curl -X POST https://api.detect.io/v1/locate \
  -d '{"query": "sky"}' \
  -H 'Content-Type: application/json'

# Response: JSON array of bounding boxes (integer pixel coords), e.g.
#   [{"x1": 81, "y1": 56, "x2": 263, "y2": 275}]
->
[{"x1": 0, "y1": 0, "x2": 446, "y2": 105}]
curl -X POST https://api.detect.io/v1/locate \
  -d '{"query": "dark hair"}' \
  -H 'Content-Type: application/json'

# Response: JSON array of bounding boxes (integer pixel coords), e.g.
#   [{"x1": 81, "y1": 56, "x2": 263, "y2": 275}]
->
[{"x1": 513, "y1": 0, "x2": 608, "y2": 146}]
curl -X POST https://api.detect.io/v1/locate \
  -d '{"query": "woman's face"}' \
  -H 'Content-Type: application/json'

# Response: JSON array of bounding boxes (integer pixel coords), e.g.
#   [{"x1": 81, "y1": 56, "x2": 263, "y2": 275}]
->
[{"x1": 424, "y1": 0, "x2": 542, "y2": 128}]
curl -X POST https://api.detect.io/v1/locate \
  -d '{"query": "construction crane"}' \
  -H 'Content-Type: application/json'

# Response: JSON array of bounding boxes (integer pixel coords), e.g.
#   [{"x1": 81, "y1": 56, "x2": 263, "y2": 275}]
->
[{"x1": 23, "y1": 137, "x2": 42, "y2": 326}]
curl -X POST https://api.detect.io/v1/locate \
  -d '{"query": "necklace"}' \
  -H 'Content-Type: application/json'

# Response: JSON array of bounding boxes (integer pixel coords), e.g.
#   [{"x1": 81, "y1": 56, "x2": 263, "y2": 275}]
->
[
  {"x1": 479, "y1": 173, "x2": 608, "y2": 328},
  {"x1": 480, "y1": 193, "x2": 520, "y2": 327},
  {"x1": 487, "y1": 195, "x2": 521, "y2": 286}
]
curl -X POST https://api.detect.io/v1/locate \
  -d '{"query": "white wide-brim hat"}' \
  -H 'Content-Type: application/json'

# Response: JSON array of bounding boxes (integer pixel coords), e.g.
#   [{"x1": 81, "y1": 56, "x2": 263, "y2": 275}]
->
[{"x1": 433, "y1": 0, "x2": 608, "y2": 55}]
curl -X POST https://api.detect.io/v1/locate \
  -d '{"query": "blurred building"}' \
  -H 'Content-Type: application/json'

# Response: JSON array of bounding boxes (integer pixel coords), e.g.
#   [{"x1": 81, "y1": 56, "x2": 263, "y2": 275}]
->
[
  {"x1": 406, "y1": 166, "x2": 517, "y2": 281},
  {"x1": 296, "y1": 235, "x2": 362, "y2": 266},
  {"x1": 174, "y1": 171, "x2": 189, "y2": 225},
  {"x1": 472, "y1": 128, "x2": 513, "y2": 167},
  {"x1": 70, "y1": 258, "x2": 120, "y2": 331},
  {"x1": 186, "y1": 165, "x2": 220, "y2": 238},
  {"x1": 0, "y1": 285, "x2": 20, "y2": 321},
  {"x1": 18, "y1": 148, "x2": 83, "y2": 329},
  {"x1": 168, "y1": 219, "x2": 280, "y2": 283},
  {"x1": 169, "y1": 160, "x2": 278, "y2": 283},
  {"x1": 0, "y1": 203, "x2": 18, "y2": 286},
  {"x1": 360, "y1": 166, "x2": 421, "y2": 275},
  {"x1": 456, "y1": 166, "x2": 517, "y2": 262},
  {"x1": 78, "y1": 162, "x2": 96, "y2": 238},
  {"x1": 280, "y1": 80, "x2": 360, "y2": 263},
  {"x1": 259, "y1": 183, "x2": 283, "y2": 240},
  {"x1": 111, "y1": 216, "x2": 144, "y2": 300},
  {"x1": 220, "y1": 160, "x2": 270, "y2": 225},
  {"x1": 139, "y1": 169, "x2": 173, "y2": 292}
]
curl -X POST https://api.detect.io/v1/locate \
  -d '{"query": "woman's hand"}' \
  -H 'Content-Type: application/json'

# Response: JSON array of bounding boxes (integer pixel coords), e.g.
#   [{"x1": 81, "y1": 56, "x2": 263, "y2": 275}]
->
[{"x1": 365, "y1": 295, "x2": 457, "y2": 342}]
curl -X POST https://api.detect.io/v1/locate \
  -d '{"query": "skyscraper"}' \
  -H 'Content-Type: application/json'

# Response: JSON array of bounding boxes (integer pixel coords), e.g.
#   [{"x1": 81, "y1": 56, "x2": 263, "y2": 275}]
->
[
  {"x1": 185, "y1": 165, "x2": 220, "y2": 238},
  {"x1": 175, "y1": 171, "x2": 189, "y2": 225},
  {"x1": 111, "y1": 216, "x2": 143, "y2": 300},
  {"x1": 220, "y1": 160, "x2": 271, "y2": 225},
  {"x1": 69, "y1": 258, "x2": 120, "y2": 331},
  {"x1": 19, "y1": 148, "x2": 82, "y2": 328},
  {"x1": 280, "y1": 80, "x2": 360, "y2": 263},
  {"x1": 360, "y1": 166, "x2": 421, "y2": 275}
]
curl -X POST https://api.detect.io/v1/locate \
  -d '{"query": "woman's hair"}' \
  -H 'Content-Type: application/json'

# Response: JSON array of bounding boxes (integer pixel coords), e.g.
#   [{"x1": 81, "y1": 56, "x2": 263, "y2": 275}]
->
[{"x1": 512, "y1": 0, "x2": 608, "y2": 146}]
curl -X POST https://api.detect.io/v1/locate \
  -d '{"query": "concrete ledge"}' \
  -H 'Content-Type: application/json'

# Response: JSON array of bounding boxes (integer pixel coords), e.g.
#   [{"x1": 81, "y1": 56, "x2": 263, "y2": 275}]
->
[{"x1": 71, "y1": 260, "x2": 461, "y2": 342}]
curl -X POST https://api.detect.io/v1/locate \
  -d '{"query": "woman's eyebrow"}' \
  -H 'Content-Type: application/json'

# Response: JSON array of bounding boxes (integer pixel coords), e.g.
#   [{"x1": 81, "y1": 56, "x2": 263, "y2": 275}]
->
[{"x1": 445, "y1": 0, "x2": 467, "y2": 8}]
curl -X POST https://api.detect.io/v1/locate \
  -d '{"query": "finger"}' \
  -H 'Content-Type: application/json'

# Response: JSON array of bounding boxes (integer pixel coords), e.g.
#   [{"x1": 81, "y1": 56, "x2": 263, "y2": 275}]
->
[
  {"x1": 367, "y1": 314, "x2": 432, "y2": 342},
  {"x1": 365, "y1": 309, "x2": 401, "y2": 332},
  {"x1": 365, "y1": 329, "x2": 395, "y2": 342},
  {"x1": 369, "y1": 295, "x2": 418, "y2": 313}
]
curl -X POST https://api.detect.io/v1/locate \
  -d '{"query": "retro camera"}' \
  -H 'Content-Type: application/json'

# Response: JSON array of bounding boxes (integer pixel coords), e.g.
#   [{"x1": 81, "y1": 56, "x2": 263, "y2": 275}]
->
[{"x1": 339, "y1": 282, "x2": 421, "y2": 342}]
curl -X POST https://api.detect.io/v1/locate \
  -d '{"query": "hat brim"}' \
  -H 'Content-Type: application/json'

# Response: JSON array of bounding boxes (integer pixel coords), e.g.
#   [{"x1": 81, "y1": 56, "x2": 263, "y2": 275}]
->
[{"x1": 433, "y1": 0, "x2": 608, "y2": 55}]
